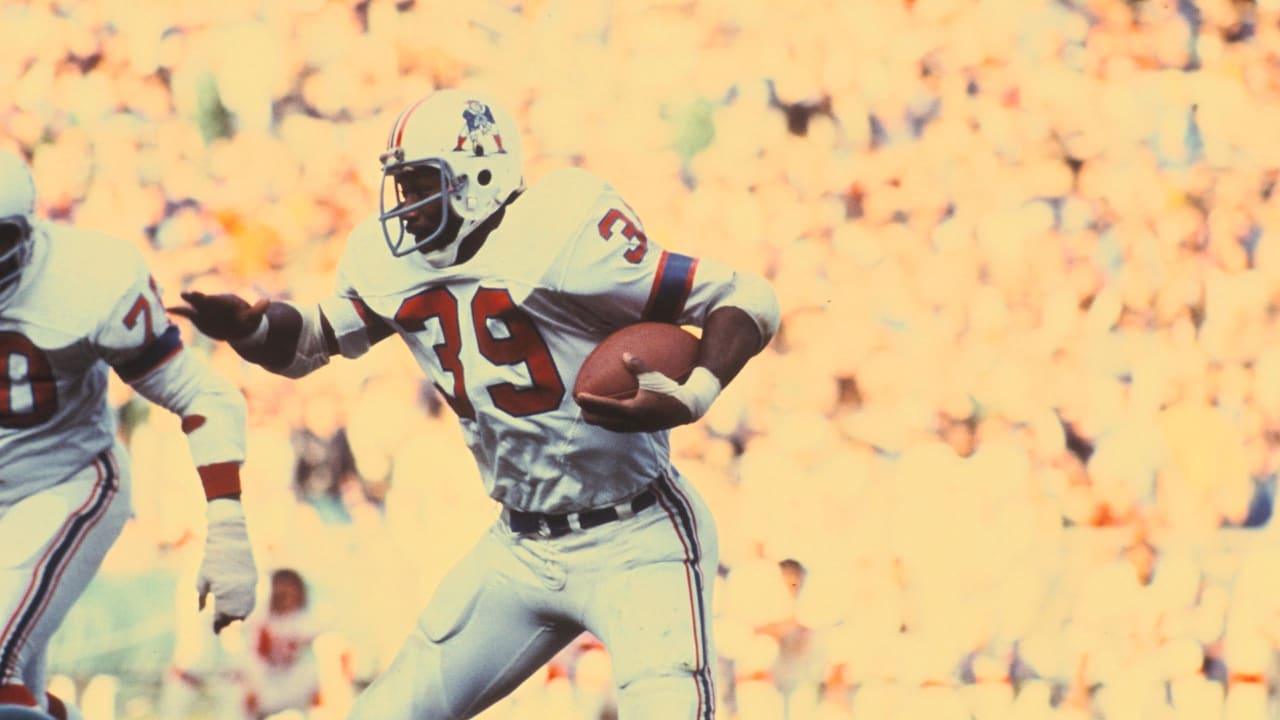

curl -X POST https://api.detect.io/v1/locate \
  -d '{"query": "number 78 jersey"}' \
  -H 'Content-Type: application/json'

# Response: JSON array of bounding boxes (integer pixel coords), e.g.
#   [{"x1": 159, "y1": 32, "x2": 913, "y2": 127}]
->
[
  {"x1": 324, "y1": 168, "x2": 741, "y2": 514},
  {"x1": 0, "y1": 225, "x2": 178, "y2": 500}
]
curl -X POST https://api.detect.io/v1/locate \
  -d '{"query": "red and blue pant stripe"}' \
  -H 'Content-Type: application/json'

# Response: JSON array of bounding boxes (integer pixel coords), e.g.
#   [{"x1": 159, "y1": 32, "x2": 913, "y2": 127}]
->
[{"x1": 653, "y1": 473, "x2": 716, "y2": 720}]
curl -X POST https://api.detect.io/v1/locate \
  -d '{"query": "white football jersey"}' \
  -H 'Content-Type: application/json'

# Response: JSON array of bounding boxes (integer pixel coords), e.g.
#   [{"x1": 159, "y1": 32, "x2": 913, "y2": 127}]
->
[
  {"x1": 0, "y1": 224, "x2": 177, "y2": 503},
  {"x1": 323, "y1": 168, "x2": 742, "y2": 513}
]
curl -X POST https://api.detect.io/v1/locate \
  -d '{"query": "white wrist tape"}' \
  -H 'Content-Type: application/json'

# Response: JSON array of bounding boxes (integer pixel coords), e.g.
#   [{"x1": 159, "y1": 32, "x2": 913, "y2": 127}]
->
[
  {"x1": 199, "y1": 497, "x2": 257, "y2": 624},
  {"x1": 229, "y1": 314, "x2": 269, "y2": 352},
  {"x1": 636, "y1": 366, "x2": 722, "y2": 421},
  {"x1": 677, "y1": 366, "x2": 723, "y2": 420}
]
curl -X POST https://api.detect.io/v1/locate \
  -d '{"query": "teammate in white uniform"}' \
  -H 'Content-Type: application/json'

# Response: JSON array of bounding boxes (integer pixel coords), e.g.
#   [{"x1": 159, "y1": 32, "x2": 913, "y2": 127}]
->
[
  {"x1": 0, "y1": 150, "x2": 258, "y2": 719},
  {"x1": 171, "y1": 88, "x2": 780, "y2": 720}
]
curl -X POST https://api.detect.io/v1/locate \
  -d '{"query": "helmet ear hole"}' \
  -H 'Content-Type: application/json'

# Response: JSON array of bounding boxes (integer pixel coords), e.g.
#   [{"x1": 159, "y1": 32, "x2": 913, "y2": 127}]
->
[{"x1": 478, "y1": 169, "x2": 492, "y2": 186}]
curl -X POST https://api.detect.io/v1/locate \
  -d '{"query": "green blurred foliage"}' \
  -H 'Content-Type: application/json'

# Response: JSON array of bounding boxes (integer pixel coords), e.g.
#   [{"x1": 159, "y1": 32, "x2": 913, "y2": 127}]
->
[
  {"x1": 665, "y1": 97, "x2": 716, "y2": 162},
  {"x1": 194, "y1": 72, "x2": 234, "y2": 144}
]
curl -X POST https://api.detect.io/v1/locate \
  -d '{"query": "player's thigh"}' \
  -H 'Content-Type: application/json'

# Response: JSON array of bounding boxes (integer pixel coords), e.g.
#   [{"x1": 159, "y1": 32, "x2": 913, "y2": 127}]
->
[
  {"x1": 0, "y1": 450, "x2": 131, "y2": 683},
  {"x1": 588, "y1": 475, "x2": 719, "y2": 719},
  {"x1": 349, "y1": 527, "x2": 579, "y2": 720},
  {"x1": 589, "y1": 556, "x2": 717, "y2": 719}
]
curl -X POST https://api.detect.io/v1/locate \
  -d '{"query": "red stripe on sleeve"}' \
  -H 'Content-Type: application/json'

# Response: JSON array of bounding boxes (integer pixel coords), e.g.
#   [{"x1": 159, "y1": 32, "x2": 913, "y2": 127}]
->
[{"x1": 641, "y1": 251, "x2": 670, "y2": 320}]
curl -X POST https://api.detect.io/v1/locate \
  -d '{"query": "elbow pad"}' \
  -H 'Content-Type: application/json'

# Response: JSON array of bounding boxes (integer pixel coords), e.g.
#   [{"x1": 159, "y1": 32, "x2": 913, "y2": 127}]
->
[{"x1": 720, "y1": 270, "x2": 781, "y2": 349}]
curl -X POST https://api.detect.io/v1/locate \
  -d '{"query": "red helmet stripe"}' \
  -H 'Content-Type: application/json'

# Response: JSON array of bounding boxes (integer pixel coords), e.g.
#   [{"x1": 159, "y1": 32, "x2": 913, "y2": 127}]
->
[
  {"x1": 386, "y1": 107, "x2": 407, "y2": 149},
  {"x1": 389, "y1": 96, "x2": 429, "y2": 150}
]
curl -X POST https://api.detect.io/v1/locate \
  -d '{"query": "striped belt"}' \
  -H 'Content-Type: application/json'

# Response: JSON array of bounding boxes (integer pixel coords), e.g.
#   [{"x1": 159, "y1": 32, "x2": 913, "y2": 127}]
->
[{"x1": 506, "y1": 487, "x2": 658, "y2": 538}]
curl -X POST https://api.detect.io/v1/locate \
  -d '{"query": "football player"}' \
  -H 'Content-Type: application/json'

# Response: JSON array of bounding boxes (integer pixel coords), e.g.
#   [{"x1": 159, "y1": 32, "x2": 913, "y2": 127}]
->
[
  {"x1": 0, "y1": 149, "x2": 257, "y2": 719},
  {"x1": 171, "y1": 88, "x2": 780, "y2": 720}
]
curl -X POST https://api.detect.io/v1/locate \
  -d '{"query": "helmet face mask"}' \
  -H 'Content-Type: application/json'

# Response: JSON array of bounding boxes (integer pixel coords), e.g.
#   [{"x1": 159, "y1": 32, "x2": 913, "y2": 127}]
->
[
  {"x1": 378, "y1": 90, "x2": 524, "y2": 266},
  {"x1": 379, "y1": 154, "x2": 455, "y2": 256},
  {"x1": 0, "y1": 215, "x2": 32, "y2": 297},
  {"x1": 0, "y1": 150, "x2": 36, "y2": 305}
]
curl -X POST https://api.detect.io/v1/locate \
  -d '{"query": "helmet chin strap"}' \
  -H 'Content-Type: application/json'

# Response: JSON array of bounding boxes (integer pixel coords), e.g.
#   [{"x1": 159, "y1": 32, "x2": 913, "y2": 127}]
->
[
  {"x1": 420, "y1": 239, "x2": 466, "y2": 268},
  {"x1": 418, "y1": 194, "x2": 514, "y2": 268},
  {"x1": 417, "y1": 212, "x2": 468, "y2": 268}
]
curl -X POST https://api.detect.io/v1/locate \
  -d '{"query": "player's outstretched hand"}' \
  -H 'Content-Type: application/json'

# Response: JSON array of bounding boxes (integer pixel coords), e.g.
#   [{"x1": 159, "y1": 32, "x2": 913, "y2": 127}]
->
[
  {"x1": 197, "y1": 498, "x2": 258, "y2": 634},
  {"x1": 576, "y1": 353, "x2": 694, "y2": 433},
  {"x1": 167, "y1": 291, "x2": 268, "y2": 342}
]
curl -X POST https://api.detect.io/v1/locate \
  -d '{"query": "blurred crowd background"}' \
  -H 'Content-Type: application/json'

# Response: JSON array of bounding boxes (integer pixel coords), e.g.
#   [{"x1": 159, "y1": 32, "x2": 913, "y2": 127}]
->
[{"x1": 6, "y1": 0, "x2": 1280, "y2": 717}]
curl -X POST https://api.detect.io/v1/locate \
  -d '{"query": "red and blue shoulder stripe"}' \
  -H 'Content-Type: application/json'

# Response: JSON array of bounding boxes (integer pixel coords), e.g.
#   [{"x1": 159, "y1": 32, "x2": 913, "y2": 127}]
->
[
  {"x1": 642, "y1": 251, "x2": 698, "y2": 324},
  {"x1": 113, "y1": 325, "x2": 183, "y2": 382}
]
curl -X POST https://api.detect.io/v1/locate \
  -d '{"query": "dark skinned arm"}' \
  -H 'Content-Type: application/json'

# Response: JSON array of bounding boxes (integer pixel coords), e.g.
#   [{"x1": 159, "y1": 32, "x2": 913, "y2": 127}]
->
[
  {"x1": 576, "y1": 306, "x2": 766, "y2": 432},
  {"x1": 169, "y1": 291, "x2": 394, "y2": 375}
]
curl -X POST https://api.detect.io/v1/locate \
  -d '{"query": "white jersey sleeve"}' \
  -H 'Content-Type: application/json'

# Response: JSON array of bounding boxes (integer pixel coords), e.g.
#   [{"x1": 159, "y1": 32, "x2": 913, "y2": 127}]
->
[
  {"x1": 98, "y1": 245, "x2": 247, "y2": 477},
  {"x1": 319, "y1": 217, "x2": 403, "y2": 361},
  {"x1": 94, "y1": 249, "x2": 180, "y2": 379},
  {"x1": 545, "y1": 182, "x2": 774, "y2": 339},
  {"x1": 126, "y1": 347, "x2": 248, "y2": 471},
  {"x1": 319, "y1": 265, "x2": 376, "y2": 361}
]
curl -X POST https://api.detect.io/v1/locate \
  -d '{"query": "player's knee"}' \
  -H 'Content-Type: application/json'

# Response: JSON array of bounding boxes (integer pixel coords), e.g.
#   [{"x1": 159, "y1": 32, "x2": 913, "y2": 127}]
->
[
  {"x1": 419, "y1": 561, "x2": 485, "y2": 644},
  {"x1": 616, "y1": 669, "x2": 717, "y2": 720},
  {"x1": 0, "y1": 493, "x2": 69, "y2": 568},
  {"x1": 420, "y1": 593, "x2": 481, "y2": 645}
]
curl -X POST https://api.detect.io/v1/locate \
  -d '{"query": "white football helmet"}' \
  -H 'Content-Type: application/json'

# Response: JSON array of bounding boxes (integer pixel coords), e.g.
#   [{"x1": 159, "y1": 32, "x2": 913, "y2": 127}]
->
[
  {"x1": 0, "y1": 149, "x2": 36, "y2": 305},
  {"x1": 379, "y1": 88, "x2": 524, "y2": 266}
]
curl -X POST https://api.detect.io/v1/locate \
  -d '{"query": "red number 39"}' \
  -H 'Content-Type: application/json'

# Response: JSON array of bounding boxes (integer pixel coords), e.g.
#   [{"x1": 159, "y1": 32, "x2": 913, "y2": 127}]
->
[{"x1": 395, "y1": 287, "x2": 565, "y2": 420}]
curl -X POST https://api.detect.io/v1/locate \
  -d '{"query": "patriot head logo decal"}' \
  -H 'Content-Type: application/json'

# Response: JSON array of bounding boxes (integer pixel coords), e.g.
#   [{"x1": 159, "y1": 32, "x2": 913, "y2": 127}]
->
[{"x1": 454, "y1": 100, "x2": 507, "y2": 156}]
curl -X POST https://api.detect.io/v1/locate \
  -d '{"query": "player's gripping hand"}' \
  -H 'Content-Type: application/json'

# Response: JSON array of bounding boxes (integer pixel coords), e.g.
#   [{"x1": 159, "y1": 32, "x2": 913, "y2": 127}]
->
[
  {"x1": 197, "y1": 498, "x2": 257, "y2": 634},
  {"x1": 577, "y1": 353, "x2": 721, "y2": 433},
  {"x1": 168, "y1": 291, "x2": 268, "y2": 342}
]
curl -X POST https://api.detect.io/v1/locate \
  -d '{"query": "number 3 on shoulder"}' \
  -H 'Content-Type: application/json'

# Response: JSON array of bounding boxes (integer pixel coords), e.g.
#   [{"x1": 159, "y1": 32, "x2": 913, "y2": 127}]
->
[{"x1": 597, "y1": 208, "x2": 648, "y2": 264}]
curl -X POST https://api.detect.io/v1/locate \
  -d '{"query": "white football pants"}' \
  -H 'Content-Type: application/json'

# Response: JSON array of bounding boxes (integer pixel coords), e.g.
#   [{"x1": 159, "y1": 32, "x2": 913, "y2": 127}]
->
[
  {"x1": 0, "y1": 440, "x2": 131, "y2": 708},
  {"x1": 350, "y1": 471, "x2": 719, "y2": 720}
]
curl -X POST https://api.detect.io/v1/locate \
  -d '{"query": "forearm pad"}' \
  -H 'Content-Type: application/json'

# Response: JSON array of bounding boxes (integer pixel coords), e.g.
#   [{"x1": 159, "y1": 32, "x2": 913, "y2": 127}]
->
[{"x1": 232, "y1": 301, "x2": 333, "y2": 379}]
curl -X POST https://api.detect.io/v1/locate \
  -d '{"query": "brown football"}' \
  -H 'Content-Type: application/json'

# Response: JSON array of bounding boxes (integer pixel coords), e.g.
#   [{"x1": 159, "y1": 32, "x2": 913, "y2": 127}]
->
[{"x1": 573, "y1": 322, "x2": 700, "y2": 400}]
